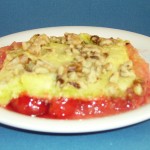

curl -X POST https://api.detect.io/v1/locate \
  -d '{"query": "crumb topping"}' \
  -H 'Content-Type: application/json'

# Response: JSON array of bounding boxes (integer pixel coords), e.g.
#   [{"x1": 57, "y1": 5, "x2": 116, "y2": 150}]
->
[{"x1": 0, "y1": 33, "x2": 143, "y2": 105}]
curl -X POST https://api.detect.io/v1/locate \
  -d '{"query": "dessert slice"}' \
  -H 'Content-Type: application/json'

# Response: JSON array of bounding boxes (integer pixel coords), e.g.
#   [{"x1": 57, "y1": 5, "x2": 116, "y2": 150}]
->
[{"x1": 0, "y1": 33, "x2": 149, "y2": 119}]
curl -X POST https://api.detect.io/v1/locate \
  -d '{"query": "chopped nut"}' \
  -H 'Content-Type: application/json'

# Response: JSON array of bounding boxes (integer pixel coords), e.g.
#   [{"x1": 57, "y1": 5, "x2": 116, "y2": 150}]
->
[
  {"x1": 90, "y1": 56, "x2": 99, "y2": 59},
  {"x1": 67, "y1": 63, "x2": 82, "y2": 72},
  {"x1": 65, "y1": 33, "x2": 83, "y2": 45},
  {"x1": 24, "y1": 34, "x2": 50, "y2": 55},
  {"x1": 125, "y1": 42, "x2": 130, "y2": 45},
  {"x1": 57, "y1": 76, "x2": 65, "y2": 84},
  {"x1": 24, "y1": 59, "x2": 35, "y2": 72},
  {"x1": 102, "y1": 52, "x2": 109, "y2": 58},
  {"x1": 19, "y1": 54, "x2": 30, "y2": 64},
  {"x1": 90, "y1": 35, "x2": 100, "y2": 44},
  {"x1": 49, "y1": 36, "x2": 61, "y2": 43},
  {"x1": 68, "y1": 82, "x2": 80, "y2": 89}
]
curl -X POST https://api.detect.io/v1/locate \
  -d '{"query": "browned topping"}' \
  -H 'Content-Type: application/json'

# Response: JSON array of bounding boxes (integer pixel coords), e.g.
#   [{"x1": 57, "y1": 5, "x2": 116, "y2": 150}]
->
[
  {"x1": 90, "y1": 56, "x2": 99, "y2": 59},
  {"x1": 125, "y1": 42, "x2": 130, "y2": 45},
  {"x1": 68, "y1": 82, "x2": 80, "y2": 89},
  {"x1": 57, "y1": 76, "x2": 65, "y2": 84},
  {"x1": 90, "y1": 35, "x2": 100, "y2": 44},
  {"x1": 102, "y1": 52, "x2": 109, "y2": 58},
  {"x1": 4, "y1": 33, "x2": 135, "y2": 92},
  {"x1": 22, "y1": 34, "x2": 50, "y2": 56},
  {"x1": 24, "y1": 59, "x2": 35, "y2": 72},
  {"x1": 133, "y1": 79, "x2": 143, "y2": 85},
  {"x1": 67, "y1": 63, "x2": 82, "y2": 72}
]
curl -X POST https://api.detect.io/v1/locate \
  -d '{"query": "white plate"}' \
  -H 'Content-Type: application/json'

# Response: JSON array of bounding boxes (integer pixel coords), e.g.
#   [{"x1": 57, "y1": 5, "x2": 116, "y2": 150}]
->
[{"x1": 0, "y1": 26, "x2": 150, "y2": 133}]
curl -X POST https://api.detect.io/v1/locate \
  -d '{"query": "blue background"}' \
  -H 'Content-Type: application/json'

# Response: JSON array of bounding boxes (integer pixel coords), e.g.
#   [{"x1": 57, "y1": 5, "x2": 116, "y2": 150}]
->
[{"x1": 0, "y1": 0, "x2": 150, "y2": 150}]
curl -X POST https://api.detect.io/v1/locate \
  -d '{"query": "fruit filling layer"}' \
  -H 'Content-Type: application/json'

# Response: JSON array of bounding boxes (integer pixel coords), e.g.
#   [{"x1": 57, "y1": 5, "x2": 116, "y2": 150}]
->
[{"x1": 6, "y1": 93, "x2": 149, "y2": 119}]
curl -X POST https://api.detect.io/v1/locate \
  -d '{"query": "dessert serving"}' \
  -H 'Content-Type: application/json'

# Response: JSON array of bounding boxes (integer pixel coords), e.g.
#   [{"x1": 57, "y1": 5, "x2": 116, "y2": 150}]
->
[{"x1": 0, "y1": 32, "x2": 149, "y2": 119}]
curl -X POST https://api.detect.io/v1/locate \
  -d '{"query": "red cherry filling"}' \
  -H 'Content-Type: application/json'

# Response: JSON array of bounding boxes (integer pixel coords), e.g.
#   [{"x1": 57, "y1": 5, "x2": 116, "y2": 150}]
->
[
  {"x1": 6, "y1": 93, "x2": 148, "y2": 119},
  {"x1": 9, "y1": 95, "x2": 49, "y2": 116}
]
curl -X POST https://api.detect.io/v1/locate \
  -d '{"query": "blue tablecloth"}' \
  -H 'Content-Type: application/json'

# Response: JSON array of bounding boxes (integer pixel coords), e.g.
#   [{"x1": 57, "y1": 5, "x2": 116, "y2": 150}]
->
[{"x1": 0, "y1": 0, "x2": 150, "y2": 150}]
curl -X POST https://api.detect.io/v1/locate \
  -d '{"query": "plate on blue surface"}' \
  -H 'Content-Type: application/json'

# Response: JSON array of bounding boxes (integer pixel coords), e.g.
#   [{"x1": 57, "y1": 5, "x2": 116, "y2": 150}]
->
[{"x1": 0, "y1": 26, "x2": 150, "y2": 133}]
